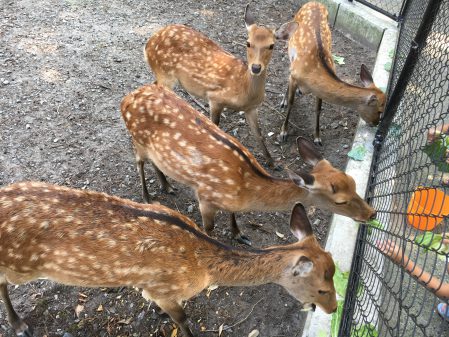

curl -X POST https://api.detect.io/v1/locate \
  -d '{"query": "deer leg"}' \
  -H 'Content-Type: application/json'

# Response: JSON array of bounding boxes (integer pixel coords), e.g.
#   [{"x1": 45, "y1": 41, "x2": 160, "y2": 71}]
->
[
  {"x1": 314, "y1": 97, "x2": 323, "y2": 146},
  {"x1": 279, "y1": 78, "x2": 298, "y2": 143},
  {"x1": 151, "y1": 163, "x2": 176, "y2": 195},
  {"x1": 230, "y1": 213, "x2": 251, "y2": 246},
  {"x1": 199, "y1": 201, "x2": 218, "y2": 235},
  {"x1": 280, "y1": 85, "x2": 289, "y2": 109},
  {"x1": 156, "y1": 300, "x2": 194, "y2": 337},
  {"x1": 0, "y1": 277, "x2": 33, "y2": 337},
  {"x1": 245, "y1": 108, "x2": 277, "y2": 169},
  {"x1": 136, "y1": 160, "x2": 151, "y2": 203},
  {"x1": 209, "y1": 101, "x2": 223, "y2": 126}
]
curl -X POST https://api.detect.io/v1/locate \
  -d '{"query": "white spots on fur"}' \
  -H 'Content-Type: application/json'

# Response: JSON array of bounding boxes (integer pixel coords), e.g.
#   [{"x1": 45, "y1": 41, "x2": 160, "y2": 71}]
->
[{"x1": 39, "y1": 220, "x2": 50, "y2": 230}]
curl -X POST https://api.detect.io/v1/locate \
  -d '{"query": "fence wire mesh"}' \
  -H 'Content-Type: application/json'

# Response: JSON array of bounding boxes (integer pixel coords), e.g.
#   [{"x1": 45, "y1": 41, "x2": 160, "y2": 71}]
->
[
  {"x1": 341, "y1": 0, "x2": 449, "y2": 336},
  {"x1": 348, "y1": 0, "x2": 405, "y2": 21}
]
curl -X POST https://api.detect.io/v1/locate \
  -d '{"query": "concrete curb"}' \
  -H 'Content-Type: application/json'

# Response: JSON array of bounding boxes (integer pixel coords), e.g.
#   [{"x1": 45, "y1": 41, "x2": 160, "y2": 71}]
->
[{"x1": 298, "y1": 3, "x2": 398, "y2": 337}]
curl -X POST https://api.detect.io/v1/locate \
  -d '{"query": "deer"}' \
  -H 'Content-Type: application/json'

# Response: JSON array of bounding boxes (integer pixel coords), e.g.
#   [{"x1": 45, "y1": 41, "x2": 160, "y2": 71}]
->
[
  {"x1": 121, "y1": 84, "x2": 376, "y2": 246},
  {"x1": 278, "y1": 1, "x2": 386, "y2": 145},
  {"x1": 0, "y1": 181, "x2": 337, "y2": 337},
  {"x1": 143, "y1": 4, "x2": 299, "y2": 168}
]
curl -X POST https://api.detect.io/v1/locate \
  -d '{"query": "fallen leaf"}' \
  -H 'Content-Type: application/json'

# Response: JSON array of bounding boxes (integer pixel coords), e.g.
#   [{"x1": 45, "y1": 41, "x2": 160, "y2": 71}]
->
[
  {"x1": 332, "y1": 54, "x2": 345, "y2": 65},
  {"x1": 75, "y1": 304, "x2": 84, "y2": 318},
  {"x1": 218, "y1": 323, "x2": 224, "y2": 336},
  {"x1": 206, "y1": 284, "x2": 219, "y2": 297},
  {"x1": 170, "y1": 327, "x2": 178, "y2": 337},
  {"x1": 117, "y1": 317, "x2": 133, "y2": 325},
  {"x1": 275, "y1": 231, "x2": 285, "y2": 238},
  {"x1": 78, "y1": 292, "x2": 88, "y2": 298},
  {"x1": 347, "y1": 144, "x2": 367, "y2": 161},
  {"x1": 97, "y1": 304, "x2": 103, "y2": 312},
  {"x1": 248, "y1": 330, "x2": 260, "y2": 337}
]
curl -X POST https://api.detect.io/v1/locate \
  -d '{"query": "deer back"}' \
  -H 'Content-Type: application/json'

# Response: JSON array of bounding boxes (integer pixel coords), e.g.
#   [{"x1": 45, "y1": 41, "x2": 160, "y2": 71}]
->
[
  {"x1": 288, "y1": 2, "x2": 385, "y2": 125},
  {"x1": 0, "y1": 182, "x2": 213, "y2": 300},
  {"x1": 121, "y1": 83, "x2": 275, "y2": 210}
]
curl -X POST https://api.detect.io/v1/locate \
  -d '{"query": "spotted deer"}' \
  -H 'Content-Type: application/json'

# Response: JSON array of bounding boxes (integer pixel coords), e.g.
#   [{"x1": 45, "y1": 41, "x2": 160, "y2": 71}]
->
[
  {"x1": 279, "y1": 1, "x2": 386, "y2": 145},
  {"x1": 0, "y1": 182, "x2": 336, "y2": 337},
  {"x1": 143, "y1": 5, "x2": 298, "y2": 168},
  {"x1": 121, "y1": 84, "x2": 376, "y2": 245}
]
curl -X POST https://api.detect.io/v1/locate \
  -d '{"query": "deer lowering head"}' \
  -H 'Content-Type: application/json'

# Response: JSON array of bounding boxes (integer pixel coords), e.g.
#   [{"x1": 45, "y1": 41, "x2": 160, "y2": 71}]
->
[
  {"x1": 0, "y1": 182, "x2": 335, "y2": 337},
  {"x1": 278, "y1": 1, "x2": 386, "y2": 145},
  {"x1": 121, "y1": 84, "x2": 376, "y2": 245},
  {"x1": 144, "y1": 4, "x2": 298, "y2": 167}
]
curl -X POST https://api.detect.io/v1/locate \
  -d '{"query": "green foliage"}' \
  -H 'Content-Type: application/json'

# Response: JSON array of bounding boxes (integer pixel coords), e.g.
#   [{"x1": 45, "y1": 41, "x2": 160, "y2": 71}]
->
[
  {"x1": 384, "y1": 61, "x2": 392, "y2": 72},
  {"x1": 415, "y1": 231, "x2": 449, "y2": 260},
  {"x1": 389, "y1": 123, "x2": 401, "y2": 138},
  {"x1": 331, "y1": 300, "x2": 344, "y2": 337},
  {"x1": 334, "y1": 264, "x2": 349, "y2": 297},
  {"x1": 366, "y1": 219, "x2": 384, "y2": 235},
  {"x1": 388, "y1": 49, "x2": 395, "y2": 58},
  {"x1": 318, "y1": 330, "x2": 329, "y2": 337},
  {"x1": 353, "y1": 324, "x2": 379, "y2": 337},
  {"x1": 423, "y1": 134, "x2": 449, "y2": 172}
]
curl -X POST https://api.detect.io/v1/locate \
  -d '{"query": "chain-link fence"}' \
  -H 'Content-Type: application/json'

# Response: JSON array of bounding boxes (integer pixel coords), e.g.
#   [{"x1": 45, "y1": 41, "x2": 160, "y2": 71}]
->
[
  {"x1": 340, "y1": 0, "x2": 449, "y2": 336},
  {"x1": 348, "y1": 0, "x2": 406, "y2": 21}
]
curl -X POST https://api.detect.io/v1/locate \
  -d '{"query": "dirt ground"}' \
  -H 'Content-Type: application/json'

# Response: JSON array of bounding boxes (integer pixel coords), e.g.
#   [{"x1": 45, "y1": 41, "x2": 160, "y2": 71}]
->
[{"x1": 0, "y1": 0, "x2": 376, "y2": 336}]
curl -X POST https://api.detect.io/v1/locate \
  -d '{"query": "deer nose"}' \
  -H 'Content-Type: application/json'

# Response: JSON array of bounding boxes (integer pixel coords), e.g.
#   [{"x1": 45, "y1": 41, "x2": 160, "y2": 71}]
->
[
  {"x1": 370, "y1": 210, "x2": 377, "y2": 220},
  {"x1": 251, "y1": 64, "x2": 262, "y2": 74}
]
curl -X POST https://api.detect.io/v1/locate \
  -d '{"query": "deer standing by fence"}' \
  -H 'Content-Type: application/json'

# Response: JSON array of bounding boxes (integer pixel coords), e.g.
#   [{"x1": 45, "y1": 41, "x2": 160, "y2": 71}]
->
[
  {"x1": 0, "y1": 182, "x2": 336, "y2": 337},
  {"x1": 279, "y1": 1, "x2": 386, "y2": 145},
  {"x1": 144, "y1": 5, "x2": 298, "y2": 168},
  {"x1": 121, "y1": 84, "x2": 376, "y2": 245}
]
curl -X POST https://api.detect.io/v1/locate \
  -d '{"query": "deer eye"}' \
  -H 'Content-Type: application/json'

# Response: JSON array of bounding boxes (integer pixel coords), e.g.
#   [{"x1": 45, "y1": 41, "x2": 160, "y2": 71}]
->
[
  {"x1": 268, "y1": 44, "x2": 274, "y2": 50},
  {"x1": 318, "y1": 290, "x2": 328, "y2": 295},
  {"x1": 335, "y1": 201, "x2": 348, "y2": 205},
  {"x1": 246, "y1": 41, "x2": 251, "y2": 48}
]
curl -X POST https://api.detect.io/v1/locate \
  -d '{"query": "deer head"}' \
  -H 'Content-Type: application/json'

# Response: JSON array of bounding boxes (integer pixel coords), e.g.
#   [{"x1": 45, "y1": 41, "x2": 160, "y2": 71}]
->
[
  {"x1": 277, "y1": 203, "x2": 337, "y2": 314},
  {"x1": 289, "y1": 137, "x2": 376, "y2": 222}
]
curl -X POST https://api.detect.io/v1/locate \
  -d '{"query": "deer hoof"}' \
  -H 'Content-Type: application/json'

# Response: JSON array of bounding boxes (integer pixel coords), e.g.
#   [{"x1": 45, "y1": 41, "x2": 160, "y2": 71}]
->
[
  {"x1": 162, "y1": 184, "x2": 177, "y2": 195},
  {"x1": 278, "y1": 131, "x2": 288, "y2": 143},
  {"x1": 313, "y1": 138, "x2": 323, "y2": 146},
  {"x1": 235, "y1": 233, "x2": 252, "y2": 246},
  {"x1": 15, "y1": 322, "x2": 33, "y2": 337}
]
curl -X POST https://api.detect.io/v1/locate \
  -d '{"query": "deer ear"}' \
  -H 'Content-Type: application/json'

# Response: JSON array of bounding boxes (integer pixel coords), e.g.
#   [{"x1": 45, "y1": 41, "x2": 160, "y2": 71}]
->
[
  {"x1": 360, "y1": 64, "x2": 374, "y2": 87},
  {"x1": 288, "y1": 170, "x2": 315, "y2": 190},
  {"x1": 290, "y1": 203, "x2": 314, "y2": 240},
  {"x1": 296, "y1": 136, "x2": 323, "y2": 166},
  {"x1": 275, "y1": 21, "x2": 298, "y2": 40},
  {"x1": 244, "y1": 3, "x2": 256, "y2": 29},
  {"x1": 292, "y1": 255, "x2": 314, "y2": 277}
]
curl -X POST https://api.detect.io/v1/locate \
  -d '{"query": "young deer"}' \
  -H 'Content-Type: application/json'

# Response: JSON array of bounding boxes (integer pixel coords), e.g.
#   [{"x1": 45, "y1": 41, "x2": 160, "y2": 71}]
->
[
  {"x1": 143, "y1": 5, "x2": 298, "y2": 168},
  {"x1": 0, "y1": 182, "x2": 337, "y2": 337},
  {"x1": 279, "y1": 1, "x2": 386, "y2": 145},
  {"x1": 121, "y1": 84, "x2": 376, "y2": 245}
]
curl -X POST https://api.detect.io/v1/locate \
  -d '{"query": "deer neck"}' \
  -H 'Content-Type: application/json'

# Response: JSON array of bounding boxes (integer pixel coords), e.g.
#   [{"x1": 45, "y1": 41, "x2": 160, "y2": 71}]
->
[
  {"x1": 242, "y1": 68, "x2": 267, "y2": 104},
  {"x1": 244, "y1": 177, "x2": 308, "y2": 211},
  {"x1": 205, "y1": 247, "x2": 290, "y2": 286},
  {"x1": 315, "y1": 75, "x2": 371, "y2": 110}
]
